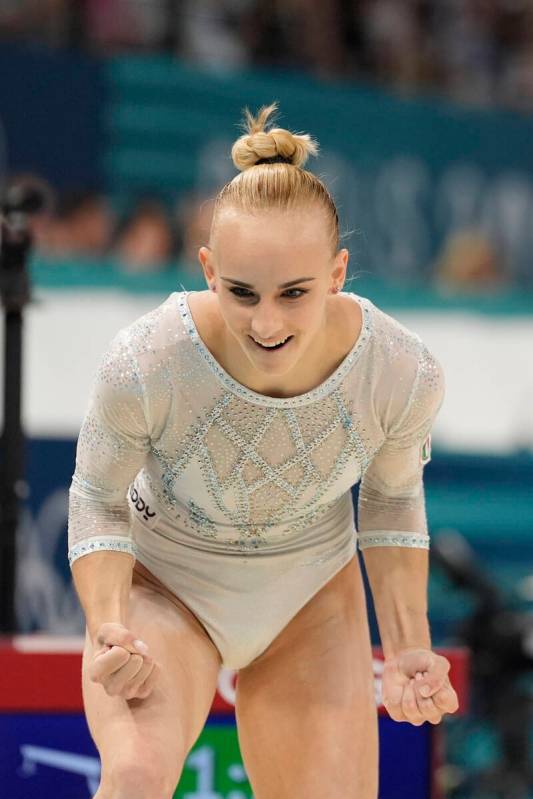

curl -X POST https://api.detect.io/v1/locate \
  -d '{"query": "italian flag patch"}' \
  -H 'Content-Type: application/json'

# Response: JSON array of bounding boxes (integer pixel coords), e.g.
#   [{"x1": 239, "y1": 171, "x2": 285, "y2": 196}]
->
[{"x1": 420, "y1": 434, "x2": 432, "y2": 465}]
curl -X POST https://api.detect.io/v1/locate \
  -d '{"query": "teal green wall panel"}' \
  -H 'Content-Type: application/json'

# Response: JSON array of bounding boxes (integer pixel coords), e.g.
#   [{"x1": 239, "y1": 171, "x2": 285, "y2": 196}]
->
[{"x1": 102, "y1": 55, "x2": 533, "y2": 287}]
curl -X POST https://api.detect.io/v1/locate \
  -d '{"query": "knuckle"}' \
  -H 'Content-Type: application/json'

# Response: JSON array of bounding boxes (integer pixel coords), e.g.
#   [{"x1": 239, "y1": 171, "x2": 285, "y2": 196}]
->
[
  {"x1": 140, "y1": 674, "x2": 156, "y2": 696},
  {"x1": 125, "y1": 667, "x2": 157, "y2": 701},
  {"x1": 130, "y1": 686, "x2": 150, "y2": 700},
  {"x1": 129, "y1": 655, "x2": 143, "y2": 676},
  {"x1": 135, "y1": 676, "x2": 155, "y2": 699},
  {"x1": 140, "y1": 664, "x2": 154, "y2": 684},
  {"x1": 141, "y1": 658, "x2": 154, "y2": 676},
  {"x1": 131, "y1": 685, "x2": 151, "y2": 700}
]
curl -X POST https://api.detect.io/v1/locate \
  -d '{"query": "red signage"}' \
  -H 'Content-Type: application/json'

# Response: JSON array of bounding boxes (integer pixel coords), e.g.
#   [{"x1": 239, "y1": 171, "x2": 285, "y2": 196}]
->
[{"x1": 0, "y1": 636, "x2": 469, "y2": 717}]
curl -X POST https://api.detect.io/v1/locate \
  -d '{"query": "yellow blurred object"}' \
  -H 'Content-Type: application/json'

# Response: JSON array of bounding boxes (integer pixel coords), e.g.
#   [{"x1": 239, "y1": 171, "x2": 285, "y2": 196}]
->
[{"x1": 434, "y1": 229, "x2": 507, "y2": 293}]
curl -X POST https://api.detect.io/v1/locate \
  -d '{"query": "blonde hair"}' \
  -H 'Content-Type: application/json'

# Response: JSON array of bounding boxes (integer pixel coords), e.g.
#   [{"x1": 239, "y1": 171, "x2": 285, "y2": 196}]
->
[{"x1": 211, "y1": 102, "x2": 340, "y2": 255}]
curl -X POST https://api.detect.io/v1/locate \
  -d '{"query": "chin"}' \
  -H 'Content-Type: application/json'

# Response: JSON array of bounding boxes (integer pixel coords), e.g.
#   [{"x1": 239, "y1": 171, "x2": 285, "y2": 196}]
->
[
  {"x1": 255, "y1": 363, "x2": 294, "y2": 376},
  {"x1": 244, "y1": 348, "x2": 297, "y2": 376}
]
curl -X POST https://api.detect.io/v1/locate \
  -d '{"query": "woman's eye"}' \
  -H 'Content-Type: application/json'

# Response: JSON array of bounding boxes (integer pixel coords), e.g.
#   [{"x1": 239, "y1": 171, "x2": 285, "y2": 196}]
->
[
  {"x1": 230, "y1": 287, "x2": 254, "y2": 298},
  {"x1": 229, "y1": 287, "x2": 307, "y2": 299}
]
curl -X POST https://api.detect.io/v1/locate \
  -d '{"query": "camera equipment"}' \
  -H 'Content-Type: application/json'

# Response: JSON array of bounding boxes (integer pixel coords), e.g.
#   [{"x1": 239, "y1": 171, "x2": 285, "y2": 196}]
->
[{"x1": 0, "y1": 178, "x2": 51, "y2": 632}]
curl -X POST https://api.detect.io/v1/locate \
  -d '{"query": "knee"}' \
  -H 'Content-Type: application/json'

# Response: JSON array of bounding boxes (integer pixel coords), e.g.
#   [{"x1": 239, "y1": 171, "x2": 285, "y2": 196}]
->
[{"x1": 100, "y1": 751, "x2": 182, "y2": 799}]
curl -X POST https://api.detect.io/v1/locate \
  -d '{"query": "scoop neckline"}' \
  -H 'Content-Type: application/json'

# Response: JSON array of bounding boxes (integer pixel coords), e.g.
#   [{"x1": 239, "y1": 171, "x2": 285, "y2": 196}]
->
[{"x1": 176, "y1": 290, "x2": 372, "y2": 408}]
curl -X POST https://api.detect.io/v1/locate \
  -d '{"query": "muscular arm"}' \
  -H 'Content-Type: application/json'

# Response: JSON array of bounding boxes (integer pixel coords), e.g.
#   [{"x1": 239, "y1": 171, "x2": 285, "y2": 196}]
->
[
  {"x1": 357, "y1": 345, "x2": 444, "y2": 658},
  {"x1": 362, "y1": 546, "x2": 431, "y2": 660},
  {"x1": 72, "y1": 550, "x2": 134, "y2": 643},
  {"x1": 68, "y1": 330, "x2": 150, "y2": 637}
]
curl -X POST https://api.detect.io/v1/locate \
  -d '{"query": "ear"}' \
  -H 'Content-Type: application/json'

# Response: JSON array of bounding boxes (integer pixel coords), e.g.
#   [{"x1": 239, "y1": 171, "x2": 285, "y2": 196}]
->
[
  {"x1": 330, "y1": 248, "x2": 349, "y2": 289},
  {"x1": 198, "y1": 246, "x2": 216, "y2": 288}
]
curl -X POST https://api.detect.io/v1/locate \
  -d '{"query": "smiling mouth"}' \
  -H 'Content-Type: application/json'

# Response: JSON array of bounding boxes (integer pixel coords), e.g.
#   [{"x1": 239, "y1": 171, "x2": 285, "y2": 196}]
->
[{"x1": 250, "y1": 335, "x2": 293, "y2": 351}]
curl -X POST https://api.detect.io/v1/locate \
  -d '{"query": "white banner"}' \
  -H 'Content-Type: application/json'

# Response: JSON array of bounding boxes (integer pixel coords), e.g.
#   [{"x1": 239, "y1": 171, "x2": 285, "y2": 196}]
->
[{"x1": 7, "y1": 289, "x2": 532, "y2": 454}]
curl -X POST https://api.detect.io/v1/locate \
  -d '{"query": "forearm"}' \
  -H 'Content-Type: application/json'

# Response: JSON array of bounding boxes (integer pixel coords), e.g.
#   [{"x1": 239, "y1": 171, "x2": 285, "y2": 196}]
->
[
  {"x1": 361, "y1": 546, "x2": 431, "y2": 660},
  {"x1": 71, "y1": 550, "x2": 134, "y2": 643}
]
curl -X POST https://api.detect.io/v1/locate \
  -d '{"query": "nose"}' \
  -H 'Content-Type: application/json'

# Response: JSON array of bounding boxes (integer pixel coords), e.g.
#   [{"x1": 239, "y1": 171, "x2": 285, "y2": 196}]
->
[{"x1": 249, "y1": 299, "x2": 285, "y2": 341}]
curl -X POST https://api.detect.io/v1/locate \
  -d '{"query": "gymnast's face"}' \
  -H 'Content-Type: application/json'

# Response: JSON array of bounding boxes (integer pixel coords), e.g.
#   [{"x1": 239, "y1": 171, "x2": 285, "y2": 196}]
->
[{"x1": 198, "y1": 205, "x2": 348, "y2": 378}]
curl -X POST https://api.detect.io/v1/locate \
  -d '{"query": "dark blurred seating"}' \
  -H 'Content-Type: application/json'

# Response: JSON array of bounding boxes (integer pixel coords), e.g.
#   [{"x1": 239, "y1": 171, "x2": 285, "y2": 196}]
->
[{"x1": 3, "y1": 1, "x2": 533, "y2": 111}]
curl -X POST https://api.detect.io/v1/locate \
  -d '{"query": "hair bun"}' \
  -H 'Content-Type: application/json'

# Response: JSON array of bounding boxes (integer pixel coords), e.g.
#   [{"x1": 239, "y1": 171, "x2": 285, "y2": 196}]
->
[{"x1": 231, "y1": 102, "x2": 319, "y2": 172}]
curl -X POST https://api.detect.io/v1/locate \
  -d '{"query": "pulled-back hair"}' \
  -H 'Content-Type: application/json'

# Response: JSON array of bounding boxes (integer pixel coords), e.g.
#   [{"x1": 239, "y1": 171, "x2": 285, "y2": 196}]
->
[{"x1": 211, "y1": 102, "x2": 340, "y2": 255}]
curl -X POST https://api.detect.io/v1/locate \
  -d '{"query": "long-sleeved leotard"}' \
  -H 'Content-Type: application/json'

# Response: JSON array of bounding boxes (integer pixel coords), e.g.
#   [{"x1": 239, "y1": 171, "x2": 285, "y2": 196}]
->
[{"x1": 68, "y1": 291, "x2": 444, "y2": 669}]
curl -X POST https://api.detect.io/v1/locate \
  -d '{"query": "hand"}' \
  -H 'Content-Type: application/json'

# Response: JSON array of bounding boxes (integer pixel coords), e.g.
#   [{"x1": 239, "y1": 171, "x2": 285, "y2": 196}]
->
[
  {"x1": 89, "y1": 622, "x2": 158, "y2": 701},
  {"x1": 381, "y1": 647, "x2": 459, "y2": 726}
]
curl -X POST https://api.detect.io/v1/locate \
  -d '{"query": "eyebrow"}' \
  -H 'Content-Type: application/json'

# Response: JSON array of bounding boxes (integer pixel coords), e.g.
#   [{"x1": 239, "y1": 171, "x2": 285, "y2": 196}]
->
[{"x1": 220, "y1": 277, "x2": 316, "y2": 289}]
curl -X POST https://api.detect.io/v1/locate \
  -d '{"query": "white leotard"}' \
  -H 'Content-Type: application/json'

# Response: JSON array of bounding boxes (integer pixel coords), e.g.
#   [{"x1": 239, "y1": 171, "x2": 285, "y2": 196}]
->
[{"x1": 68, "y1": 290, "x2": 444, "y2": 668}]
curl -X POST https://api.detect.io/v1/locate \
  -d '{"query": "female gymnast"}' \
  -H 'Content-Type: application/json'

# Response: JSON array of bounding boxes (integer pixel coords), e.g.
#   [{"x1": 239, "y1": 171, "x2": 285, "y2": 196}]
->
[{"x1": 68, "y1": 102, "x2": 459, "y2": 799}]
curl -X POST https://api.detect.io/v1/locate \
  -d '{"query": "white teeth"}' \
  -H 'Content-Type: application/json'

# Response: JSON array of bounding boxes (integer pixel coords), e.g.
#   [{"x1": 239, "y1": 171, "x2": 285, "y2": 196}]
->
[{"x1": 253, "y1": 336, "x2": 289, "y2": 348}]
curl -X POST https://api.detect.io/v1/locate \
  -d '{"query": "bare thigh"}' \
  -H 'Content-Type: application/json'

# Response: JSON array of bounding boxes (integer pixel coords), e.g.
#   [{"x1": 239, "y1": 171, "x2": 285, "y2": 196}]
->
[
  {"x1": 235, "y1": 555, "x2": 378, "y2": 799},
  {"x1": 82, "y1": 562, "x2": 222, "y2": 799}
]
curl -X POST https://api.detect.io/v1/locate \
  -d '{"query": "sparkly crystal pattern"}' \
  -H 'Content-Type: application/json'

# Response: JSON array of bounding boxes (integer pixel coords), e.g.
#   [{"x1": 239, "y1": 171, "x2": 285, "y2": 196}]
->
[
  {"x1": 68, "y1": 536, "x2": 138, "y2": 566},
  {"x1": 357, "y1": 533, "x2": 430, "y2": 549},
  {"x1": 67, "y1": 290, "x2": 444, "y2": 566}
]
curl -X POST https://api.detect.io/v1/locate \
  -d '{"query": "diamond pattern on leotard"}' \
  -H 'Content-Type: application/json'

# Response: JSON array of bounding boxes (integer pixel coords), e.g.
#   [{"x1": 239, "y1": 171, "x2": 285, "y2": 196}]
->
[{"x1": 150, "y1": 384, "x2": 372, "y2": 549}]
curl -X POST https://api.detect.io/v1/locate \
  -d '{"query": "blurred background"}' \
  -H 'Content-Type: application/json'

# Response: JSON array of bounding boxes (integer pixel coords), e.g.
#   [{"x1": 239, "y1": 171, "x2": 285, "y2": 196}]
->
[{"x1": 0, "y1": 2, "x2": 532, "y2": 798}]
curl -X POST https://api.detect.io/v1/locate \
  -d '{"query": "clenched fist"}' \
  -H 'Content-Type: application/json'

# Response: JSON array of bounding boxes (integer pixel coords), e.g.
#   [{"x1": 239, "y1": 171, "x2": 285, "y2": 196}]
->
[
  {"x1": 89, "y1": 622, "x2": 158, "y2": 701},
  {"x1": 382, "y1": 647, "x2": 459, "y2": 726}
]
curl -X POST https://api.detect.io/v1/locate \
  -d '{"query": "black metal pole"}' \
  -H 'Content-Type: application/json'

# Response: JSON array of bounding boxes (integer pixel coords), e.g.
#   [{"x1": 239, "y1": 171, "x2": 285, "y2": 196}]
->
[{"x1": 0, "y1": 219, "x2": 31, "y2": 633}]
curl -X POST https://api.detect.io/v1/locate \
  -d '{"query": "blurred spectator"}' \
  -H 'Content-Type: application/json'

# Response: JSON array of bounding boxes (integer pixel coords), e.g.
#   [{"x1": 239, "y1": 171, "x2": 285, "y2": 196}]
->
[
  {"x1": 113, "y1": 199, "x2": 174, "y2": 272},
  {"x1": 0, "y1": 0, "x2": 69, "y2": 47},
  {"x1": 358, "y1": 0, "x2": 437, "y2": 92},
  {"x1": 38, "y1": 190, "x2": 113, "y2": 260},
  {"x1": 496, "y1": 5, "x2": 533, "y2": 112},
  {"x1": 433, "y1": 229, "x2": 508, "y2": 294},
  {"x1": 241, "y1": 0, "x2": 351, "y2": 78},
  {"x1": 3, "y1": 1, "x2": 533, "y2": 113},
  {"x1": 432, "y1": 0, "x2": 499, "y2": 107},
  {"x1": 291, "y1": 0, "x2": 351, "y2": 78},
  {"x1": 85, "y1": 0, "x2": 168, "y2": 52},
  {"x1": 177, "y1": 0, "x2": 252, "y2": 70},
  {"x1": 175, "y1": 192, "x2": 215, "y2": 277}
]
